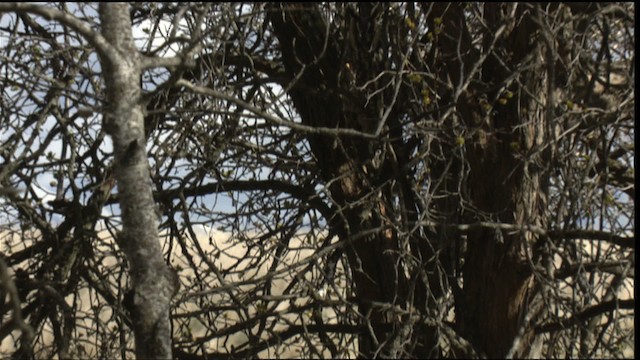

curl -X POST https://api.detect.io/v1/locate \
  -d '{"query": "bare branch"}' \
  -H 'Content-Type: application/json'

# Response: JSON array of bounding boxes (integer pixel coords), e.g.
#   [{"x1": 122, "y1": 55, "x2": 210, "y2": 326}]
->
[
  {"x1": 176, "y1": 79, "x2": 379, "y2": 139},
  {"x1": 0, "y1": 2, "x2": 117, "y2": 63},
  {"x1": 535, "y1": 299, "x2": 635, "y2": 334}
]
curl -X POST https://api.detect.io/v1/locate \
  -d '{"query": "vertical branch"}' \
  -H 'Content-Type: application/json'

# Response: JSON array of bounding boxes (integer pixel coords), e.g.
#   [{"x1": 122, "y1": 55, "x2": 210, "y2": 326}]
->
[
  {"x1": 0, "y1": 257, "x2": 35, "y2": 356},
  {"x1": 98, "y1": 3, "x2": 176, "y2": 359}
]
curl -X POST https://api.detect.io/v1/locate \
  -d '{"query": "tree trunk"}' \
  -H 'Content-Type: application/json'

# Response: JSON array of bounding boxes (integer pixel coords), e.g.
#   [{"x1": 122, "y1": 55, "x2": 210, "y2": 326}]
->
[
  {"x1": 430, "y1": 4, "x2": 549, "y2": 357},
  {"x1": 98, "y1": 4, "x2": 177, "y2": 359},
  {"x1": 268, "y1": 4, "x2": 442, "y2": 357},
  {"x1": 269, "y1": 2, "x2": 556, "y2": 358}
]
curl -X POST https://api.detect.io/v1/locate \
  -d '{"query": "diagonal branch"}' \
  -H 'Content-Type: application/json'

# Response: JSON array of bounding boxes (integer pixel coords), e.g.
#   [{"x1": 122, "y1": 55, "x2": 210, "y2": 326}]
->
[
  {"x1": 176, "y1": 79, "x2": 379, "y2": 139},
  {"x1": 0, "y1": 2, "x2": 117, "y2": 64},
  {"x1": 535, "y1": 299, "x2": 635, "y2": 334}
]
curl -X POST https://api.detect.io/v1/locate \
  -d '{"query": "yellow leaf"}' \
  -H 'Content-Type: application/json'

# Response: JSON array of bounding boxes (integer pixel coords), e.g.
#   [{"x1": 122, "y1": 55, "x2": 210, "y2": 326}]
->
[
  {"x1": 604, "y1": 193, "x2": 614, "y2": 205},
  {"x1": 408, "y1": 73, "x2": 422, "y2": 83},
  {"x1": 405, "y1": 18, "x2": 416, "y2": 30}
]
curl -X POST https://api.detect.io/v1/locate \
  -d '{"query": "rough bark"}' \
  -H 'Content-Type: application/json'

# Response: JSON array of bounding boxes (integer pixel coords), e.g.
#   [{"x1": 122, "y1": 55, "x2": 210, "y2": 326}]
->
[
  {"x1": 269, "y1": 3, "x2": 551, "y2": 358},
  {"x1": 430, "y1": 4, "x2": 548, "y2": 357},
  {"x1": 98, "y1": 4, "x2": 176, "y2": 359},
  {"x1": 268, "y1": 3, "x2": 442, "y2": 357}
]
